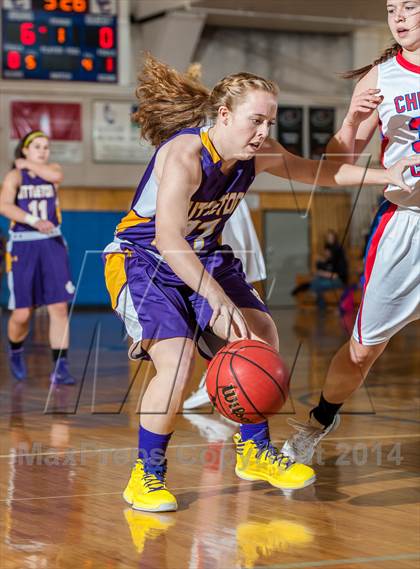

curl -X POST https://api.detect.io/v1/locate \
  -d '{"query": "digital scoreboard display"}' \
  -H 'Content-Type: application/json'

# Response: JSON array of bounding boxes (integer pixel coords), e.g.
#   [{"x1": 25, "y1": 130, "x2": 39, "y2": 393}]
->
[{"x1": 2, "y1": 0, "x2": 118, "y2": 82}]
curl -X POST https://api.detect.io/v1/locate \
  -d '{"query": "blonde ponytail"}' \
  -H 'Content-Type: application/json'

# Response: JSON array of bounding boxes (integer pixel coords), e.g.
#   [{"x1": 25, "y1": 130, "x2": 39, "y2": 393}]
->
[{"x1": 132, "y1": 54, "x2": 210, "y2": 147}]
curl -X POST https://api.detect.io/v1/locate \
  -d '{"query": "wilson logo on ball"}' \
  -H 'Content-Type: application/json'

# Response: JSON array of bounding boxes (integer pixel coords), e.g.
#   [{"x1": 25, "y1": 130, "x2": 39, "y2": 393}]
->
[
  {"x1": 206, "y1": 339, "x2": 289, "y2": 424},
  {"x1": 221, "y1": 385, "x2": 250, "y2": 422}
]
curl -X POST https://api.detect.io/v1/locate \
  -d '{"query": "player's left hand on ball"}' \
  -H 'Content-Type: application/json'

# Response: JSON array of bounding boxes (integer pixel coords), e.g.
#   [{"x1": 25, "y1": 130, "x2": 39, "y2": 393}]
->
[
  {"x1": 387, "y1": 155, "x2": 419, "y2": 192},
  {"x1": 208, "y1": 289, "x2": 250, "y2": 340},
  {"x1": 227, "y1": 305, "x2": 250, "y2": 340}
]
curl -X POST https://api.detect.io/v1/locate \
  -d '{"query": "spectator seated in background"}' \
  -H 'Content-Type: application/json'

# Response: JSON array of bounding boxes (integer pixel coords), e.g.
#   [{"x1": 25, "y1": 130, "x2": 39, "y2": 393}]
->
[
  {"x1": 325, "y1": 229, "x2": 348, "y2": 289},
  {"x1": 292, "y1": 230, "x2": 348, "y2": 309}
]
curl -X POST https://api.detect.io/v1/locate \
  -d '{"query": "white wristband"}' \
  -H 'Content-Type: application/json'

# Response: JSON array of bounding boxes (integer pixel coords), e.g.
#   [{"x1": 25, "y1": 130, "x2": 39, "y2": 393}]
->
[{"x1": 24, "y1": 213, "x2": 41, "y2": 227}]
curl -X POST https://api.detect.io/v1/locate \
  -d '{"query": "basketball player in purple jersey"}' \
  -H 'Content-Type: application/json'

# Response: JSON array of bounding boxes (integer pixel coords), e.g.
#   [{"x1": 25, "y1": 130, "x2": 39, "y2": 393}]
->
[
  {"x1": 283, "y1": 0, "x2": 420, "y2": 463},
  {"x1": 0, "y1": 131, "x2": 75, "y2": 384},
  {"x1": 104, "y1": 54, "x2": 417, "y2": 512}
]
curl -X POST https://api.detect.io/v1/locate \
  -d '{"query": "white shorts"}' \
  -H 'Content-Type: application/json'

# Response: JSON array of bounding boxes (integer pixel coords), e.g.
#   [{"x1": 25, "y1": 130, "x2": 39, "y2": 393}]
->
[{"x1": 353, "y1": 204, "x2": 420, "y2": 345}]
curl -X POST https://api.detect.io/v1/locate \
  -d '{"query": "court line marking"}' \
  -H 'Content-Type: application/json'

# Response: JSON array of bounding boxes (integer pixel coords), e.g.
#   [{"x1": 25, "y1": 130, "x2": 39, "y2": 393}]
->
[
  {"x1": 316, "y1": 433, "x2": 420, "y2": 442},
  {"x1": 0, "y1": 490, "x2": 126, "y2": 502},
  {"x1": 256, "y1": 552, "x2": 420, "y2": 568},
  {"x1": 0, "y1": 480, "x2": 263, "y2": 502},
  {"x1": 0, "y1": 432, "x2": 419, "y2": 459}
]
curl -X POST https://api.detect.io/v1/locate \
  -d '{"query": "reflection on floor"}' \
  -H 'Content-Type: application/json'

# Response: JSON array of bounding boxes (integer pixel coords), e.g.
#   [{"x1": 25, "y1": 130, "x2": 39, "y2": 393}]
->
[{"x1": 0, "y1": 308, "x2": 419, "y2": 568}]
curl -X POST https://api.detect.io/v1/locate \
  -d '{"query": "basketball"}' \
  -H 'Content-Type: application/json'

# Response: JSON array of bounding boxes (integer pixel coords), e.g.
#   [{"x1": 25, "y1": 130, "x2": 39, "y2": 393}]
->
[{"x1": 205, "y1": 339, "x2": 289, "y2": 424}]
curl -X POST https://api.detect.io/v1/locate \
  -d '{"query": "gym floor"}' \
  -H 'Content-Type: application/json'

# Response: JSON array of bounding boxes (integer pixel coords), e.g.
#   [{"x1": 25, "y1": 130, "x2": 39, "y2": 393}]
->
[{"x1": 0, "y1": 307, "x2": 419, "y2": 569}]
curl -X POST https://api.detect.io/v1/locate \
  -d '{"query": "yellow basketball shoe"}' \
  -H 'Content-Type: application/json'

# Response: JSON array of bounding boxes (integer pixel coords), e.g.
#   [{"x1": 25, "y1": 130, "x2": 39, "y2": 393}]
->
[
  {"x1": 233, "y1": 434, "x2": 316, "y2": 490},
  {"x1": 123, "y1": 459, "x2": 178, "y2": 512},
  {"x1": 123, "y1": 508, "x2": 176, "y2": 554}
]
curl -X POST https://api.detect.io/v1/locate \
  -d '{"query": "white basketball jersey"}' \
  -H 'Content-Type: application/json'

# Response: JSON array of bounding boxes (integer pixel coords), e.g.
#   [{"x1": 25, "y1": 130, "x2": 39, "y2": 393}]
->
[{"x1": 377, "y1": 52, "x2": 420, "y2": 210}]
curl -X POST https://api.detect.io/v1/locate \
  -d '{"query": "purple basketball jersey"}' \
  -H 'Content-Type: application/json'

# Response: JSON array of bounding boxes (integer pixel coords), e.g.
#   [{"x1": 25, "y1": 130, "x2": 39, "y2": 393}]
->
[
  {"x1": 115, "y1": 126, "x2": 255, "y2": 255},
  {"x1": 12, "y1": 169, "x2": 61, "y2": 233}
]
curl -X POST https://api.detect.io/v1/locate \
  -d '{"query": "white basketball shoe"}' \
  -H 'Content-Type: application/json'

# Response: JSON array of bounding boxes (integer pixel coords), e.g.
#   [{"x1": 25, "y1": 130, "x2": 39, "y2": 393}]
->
[{"x1": 281, "y1": 413, "x2": 341, "y2": 465}]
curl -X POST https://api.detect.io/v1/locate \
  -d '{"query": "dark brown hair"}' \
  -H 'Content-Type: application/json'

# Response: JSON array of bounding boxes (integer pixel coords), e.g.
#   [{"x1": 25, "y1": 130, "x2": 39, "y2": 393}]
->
[
  {"x1": 14, "y1": 130, "x2": 49, "y2": 159},
  {"x1": 342, "y1": 42, "x2": 400, "y2": 80}
]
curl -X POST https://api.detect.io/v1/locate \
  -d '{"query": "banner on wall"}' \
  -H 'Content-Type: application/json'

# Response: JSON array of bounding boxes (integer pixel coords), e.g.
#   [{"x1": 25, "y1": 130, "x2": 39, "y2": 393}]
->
[
  {"x1": 10, "y1": 101, "x2": 83, "y2": 163},
  {"x1": 93, "y1": 101, "x2": 154, "y2": 164},
  {"x1": 309, "y1": 107, "x2": 335, "y2": 160},
  {"x1": 276, "y1": 107, "x2": 304, "y2": 157}
]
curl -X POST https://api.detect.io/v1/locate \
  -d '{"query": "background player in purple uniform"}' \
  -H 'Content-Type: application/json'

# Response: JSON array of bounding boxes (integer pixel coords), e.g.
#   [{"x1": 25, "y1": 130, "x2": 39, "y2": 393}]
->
[
  {"x1": 104, "y1": 54, "x2": 416, "y2": 513},
  {"x1": 0, "y1": 131, "x2": 75, "y2": 384}
]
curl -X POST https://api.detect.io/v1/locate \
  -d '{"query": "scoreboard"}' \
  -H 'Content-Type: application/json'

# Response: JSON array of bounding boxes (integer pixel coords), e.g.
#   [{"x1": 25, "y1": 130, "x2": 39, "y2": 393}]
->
[{"x1": 2, "y1": 0, "x2": 118, "y2": 82}]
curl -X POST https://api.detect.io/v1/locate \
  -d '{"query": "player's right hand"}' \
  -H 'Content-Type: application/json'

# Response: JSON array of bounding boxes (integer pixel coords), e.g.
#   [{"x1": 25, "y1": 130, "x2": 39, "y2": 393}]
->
[
  {"x1": 344, "y1": 88, "x2": 383, "y2": 127},
  {"x1": 208, "y1": 288, "x2": 250, "y2": 340},
  {"x1": 386, "y1": 155, "x2": 420, "y2": 192},
  {"x1": 34, "y1": 220, "x2": 55, "y2": 234}
]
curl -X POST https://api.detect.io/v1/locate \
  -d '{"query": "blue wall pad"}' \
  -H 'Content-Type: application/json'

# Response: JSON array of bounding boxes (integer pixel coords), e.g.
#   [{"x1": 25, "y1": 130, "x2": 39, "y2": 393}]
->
[{"x1": 0, "y1": 211, "x2": 124, "y2": 307}]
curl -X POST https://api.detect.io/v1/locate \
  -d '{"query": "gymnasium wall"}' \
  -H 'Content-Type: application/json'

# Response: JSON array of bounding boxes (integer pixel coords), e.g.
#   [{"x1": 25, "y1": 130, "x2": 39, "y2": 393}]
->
[
  {"x1": 0, "y1": 22, "x2": 387, "y2": 185},
  {"x1": 0, "y1": 14, "x2": 389, "y2": 306}
]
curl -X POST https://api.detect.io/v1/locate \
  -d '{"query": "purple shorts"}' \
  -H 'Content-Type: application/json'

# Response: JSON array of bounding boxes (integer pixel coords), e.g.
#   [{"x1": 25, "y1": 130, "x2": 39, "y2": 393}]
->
[
  {"x1": 7, "y1": 237, "x2": 74, "y2": 309},
  {"x1": 104, "y1": 243, "x2": 268, "y2": 351}
]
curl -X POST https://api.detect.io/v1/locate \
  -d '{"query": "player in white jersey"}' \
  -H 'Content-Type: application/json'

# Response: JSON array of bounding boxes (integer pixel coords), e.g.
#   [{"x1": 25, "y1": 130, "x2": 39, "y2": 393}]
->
[{"x1": 283, "y1": 0, "x2": 420, "y2": 464}]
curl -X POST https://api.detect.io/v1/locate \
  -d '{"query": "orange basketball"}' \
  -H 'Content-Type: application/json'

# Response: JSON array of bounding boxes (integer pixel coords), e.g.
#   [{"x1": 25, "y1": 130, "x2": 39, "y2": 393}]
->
[{"x1": 205, "y1": 339, "x2": 289, "y2": 424}]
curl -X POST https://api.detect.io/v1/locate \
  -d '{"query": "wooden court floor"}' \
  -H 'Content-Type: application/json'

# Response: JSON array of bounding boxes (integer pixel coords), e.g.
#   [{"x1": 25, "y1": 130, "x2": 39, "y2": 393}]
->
[{"x1": 0, "y1": 308, "x2": 419, "y2": 569}]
